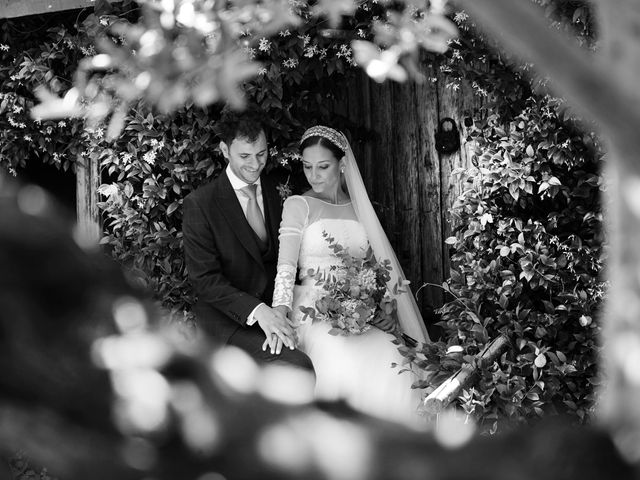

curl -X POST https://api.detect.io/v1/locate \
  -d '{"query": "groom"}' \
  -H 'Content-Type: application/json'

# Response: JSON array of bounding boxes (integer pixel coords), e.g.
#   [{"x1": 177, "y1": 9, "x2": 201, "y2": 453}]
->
[{"x1": 182, "y1": 106, "x2": 313, "y2": 371}]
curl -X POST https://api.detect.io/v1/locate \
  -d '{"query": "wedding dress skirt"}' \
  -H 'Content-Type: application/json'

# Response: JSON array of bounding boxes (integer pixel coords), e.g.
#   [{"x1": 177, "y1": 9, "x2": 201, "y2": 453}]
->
[
  {"x1": 293, "y1": 283, "x2": 424, "y2": 425},
  {"x1": 272, "y1": 196, "x2": 424, "y2": 425}
]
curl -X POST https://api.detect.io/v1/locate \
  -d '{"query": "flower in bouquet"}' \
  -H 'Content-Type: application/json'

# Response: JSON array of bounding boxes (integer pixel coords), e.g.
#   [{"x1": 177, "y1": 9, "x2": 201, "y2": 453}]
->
[{"x1": 299, "y1": 232, "x2": 402, "y2": 336}]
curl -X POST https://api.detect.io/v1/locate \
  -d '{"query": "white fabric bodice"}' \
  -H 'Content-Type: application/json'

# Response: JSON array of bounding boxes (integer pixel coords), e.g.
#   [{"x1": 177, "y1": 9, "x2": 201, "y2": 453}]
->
[
  {"x1": 272, "y1": 195, "x2": 368, "y2": 308},
  {"x1": 298, "y1": 217, "x2": 368, "y2": 282}
]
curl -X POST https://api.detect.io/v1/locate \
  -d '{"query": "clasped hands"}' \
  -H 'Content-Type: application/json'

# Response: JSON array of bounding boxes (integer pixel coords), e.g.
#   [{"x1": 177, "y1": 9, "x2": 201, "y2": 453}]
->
[{"x1": 255, "y1": 304, "x2": 297, "y2": 355}]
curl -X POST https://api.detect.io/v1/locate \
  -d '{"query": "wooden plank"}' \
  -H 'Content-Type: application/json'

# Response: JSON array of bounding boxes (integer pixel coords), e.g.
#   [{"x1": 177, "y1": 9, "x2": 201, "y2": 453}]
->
[
  {"x1": 437, "y1": 64, "x2": 485, "y2": 280},
  {"x1": 1, "y1": 0, "x2": 95, "y2": 18},
  {"x1": 368, "y1": 79, "x2": 397, "y2": 240},
  {"x1": 413, "y1": 62, "x2": 444, "y2": 315},
  {"x1": 392, "y1": 80, "x2": 423, "y2": 307},
  {"x1": 75, "y1": 155, "x2": 101, "y2": 244}
]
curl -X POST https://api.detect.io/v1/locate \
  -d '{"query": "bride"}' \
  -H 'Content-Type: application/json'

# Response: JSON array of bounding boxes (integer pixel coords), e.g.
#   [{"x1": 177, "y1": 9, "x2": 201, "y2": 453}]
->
[{"x1": 271, "y1": 125, "x2": 430, "y2": 425}]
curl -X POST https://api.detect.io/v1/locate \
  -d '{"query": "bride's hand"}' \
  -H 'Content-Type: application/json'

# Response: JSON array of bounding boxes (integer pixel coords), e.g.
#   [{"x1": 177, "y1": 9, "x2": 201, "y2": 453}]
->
[
  {"x1": 273, "y1": 305, "x2": 291, "y2": 320},
  {"x1": 373, "y1": 316, "x2": 396, "y2": 332}
]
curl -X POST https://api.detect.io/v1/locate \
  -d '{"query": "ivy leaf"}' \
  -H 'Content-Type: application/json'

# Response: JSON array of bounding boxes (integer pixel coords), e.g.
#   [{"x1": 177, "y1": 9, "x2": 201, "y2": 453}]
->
[{"x1": 526, "y1": 144, "x2": 535, "y2": 157}]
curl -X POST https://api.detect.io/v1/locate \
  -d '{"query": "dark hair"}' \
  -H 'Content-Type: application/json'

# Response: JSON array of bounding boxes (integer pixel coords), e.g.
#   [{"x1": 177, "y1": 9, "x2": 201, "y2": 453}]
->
[
  {"x1": 215, "y1": 105, "x2": 267, "y2": 145},
  {"x1": 299, "y1": 135, "x2": 345, "y2": 160}
]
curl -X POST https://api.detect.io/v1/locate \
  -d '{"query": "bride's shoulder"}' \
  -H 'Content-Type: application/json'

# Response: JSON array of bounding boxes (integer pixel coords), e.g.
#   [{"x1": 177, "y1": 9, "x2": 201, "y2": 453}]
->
[
  {"x1": 284, "y1": 194, "x2": 307, "y2": 203},
  {"x1": 282, "y1": 194, "x2": 310, "y2": 214}
]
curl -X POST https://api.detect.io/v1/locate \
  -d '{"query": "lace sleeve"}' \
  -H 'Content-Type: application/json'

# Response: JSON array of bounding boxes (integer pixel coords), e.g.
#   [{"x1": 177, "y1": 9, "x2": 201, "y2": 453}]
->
[{"x1": 272, "y1": 196, "x2": 308, "y2": 309}]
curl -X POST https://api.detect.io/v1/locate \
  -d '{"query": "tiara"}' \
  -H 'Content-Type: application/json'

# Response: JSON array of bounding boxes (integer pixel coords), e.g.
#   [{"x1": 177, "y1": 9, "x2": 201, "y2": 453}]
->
[{"x1": 300, "y1": 125, "x2": 349, "y2": 153}]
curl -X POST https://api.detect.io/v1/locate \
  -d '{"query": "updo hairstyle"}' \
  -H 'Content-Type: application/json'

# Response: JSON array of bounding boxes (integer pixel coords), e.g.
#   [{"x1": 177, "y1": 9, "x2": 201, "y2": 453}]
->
[{"x1": 299, "y1": 135, "x2": 346, "y2": 161}]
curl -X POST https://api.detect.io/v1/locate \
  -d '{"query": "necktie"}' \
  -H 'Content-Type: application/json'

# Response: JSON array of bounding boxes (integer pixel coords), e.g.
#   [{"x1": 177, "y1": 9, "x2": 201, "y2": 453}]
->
[{"x1": 242, "y1": 184, "x2": 268, "y2": 244}]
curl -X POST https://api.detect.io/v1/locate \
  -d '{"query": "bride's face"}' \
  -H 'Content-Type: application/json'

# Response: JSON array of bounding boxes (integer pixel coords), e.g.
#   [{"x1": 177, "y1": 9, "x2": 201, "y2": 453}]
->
[{"x1": 302, "y1": 144, "x2": 342, "y2": 195}]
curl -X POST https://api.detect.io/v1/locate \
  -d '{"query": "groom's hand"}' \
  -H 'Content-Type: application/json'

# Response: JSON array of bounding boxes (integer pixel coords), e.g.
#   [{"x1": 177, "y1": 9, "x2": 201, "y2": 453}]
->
[{"x1": 254, "y1": 304, "x2": 296, "y2": 354}]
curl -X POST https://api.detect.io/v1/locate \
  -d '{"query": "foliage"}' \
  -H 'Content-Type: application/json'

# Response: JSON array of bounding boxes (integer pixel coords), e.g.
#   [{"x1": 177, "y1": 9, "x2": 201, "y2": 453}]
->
[
  {"x1": 0, "y1": 18, "x2": 88, "y2": 173},
  {"x1": 300, "y1": 232, "x2": 402, "y2": 336},
  {"x1": 30, "y1": 0, "x2": 455, "y2": 132},
  {"x1": 408, "y1": 95, "x2": 605, "y2": 433},
  {"x1": 438, "y1": 1, "x2": 595, "y2": 120},
  {"x1": 8, "y1": 452, "x2": 58, "y2": 480}
]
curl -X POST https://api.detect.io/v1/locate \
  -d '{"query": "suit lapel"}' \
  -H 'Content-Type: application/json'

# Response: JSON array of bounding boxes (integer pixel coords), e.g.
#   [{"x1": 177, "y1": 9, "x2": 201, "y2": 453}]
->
[{"x1": 213, "y1": 174, "x2": 263, "y2": 266}]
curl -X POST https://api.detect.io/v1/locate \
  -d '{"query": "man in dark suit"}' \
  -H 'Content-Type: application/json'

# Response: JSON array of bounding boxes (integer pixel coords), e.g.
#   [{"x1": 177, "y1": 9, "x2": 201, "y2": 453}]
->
[{"x1": 183, "y1": 107, "x2": 313, "y2": 371}]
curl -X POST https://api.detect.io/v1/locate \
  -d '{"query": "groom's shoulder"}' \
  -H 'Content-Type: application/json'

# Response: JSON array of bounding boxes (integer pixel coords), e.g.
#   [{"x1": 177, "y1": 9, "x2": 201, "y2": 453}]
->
[{"x1": 185, "y1": 174, "x2": 224, "y2": 202}]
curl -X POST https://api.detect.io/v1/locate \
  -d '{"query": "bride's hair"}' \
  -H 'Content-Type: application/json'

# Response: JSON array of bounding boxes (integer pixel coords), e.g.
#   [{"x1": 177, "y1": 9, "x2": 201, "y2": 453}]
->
[{"x1": 299, "y1": 135, "x2": 345, "y2": 161}]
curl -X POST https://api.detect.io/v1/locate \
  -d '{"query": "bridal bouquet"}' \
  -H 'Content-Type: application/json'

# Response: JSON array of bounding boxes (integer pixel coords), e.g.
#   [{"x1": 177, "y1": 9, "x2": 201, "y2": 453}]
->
[{"x1": 299, "y1": 232, "x2": 402, "y2": 336}]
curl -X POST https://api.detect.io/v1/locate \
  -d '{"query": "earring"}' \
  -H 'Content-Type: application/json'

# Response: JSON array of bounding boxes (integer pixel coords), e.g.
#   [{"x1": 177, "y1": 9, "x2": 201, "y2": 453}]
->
[{"x1": 340, "y1": 167, "x2": 345, "y2": 173}]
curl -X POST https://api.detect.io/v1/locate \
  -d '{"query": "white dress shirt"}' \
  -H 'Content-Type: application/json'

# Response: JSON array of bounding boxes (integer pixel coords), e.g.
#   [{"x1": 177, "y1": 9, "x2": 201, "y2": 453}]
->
[
  {"x1": 225, "y1": 165, "x2": 265, "y2": 325},
  {"x1": 226, "y1": 165, "x2": 265, "y2": 219}
]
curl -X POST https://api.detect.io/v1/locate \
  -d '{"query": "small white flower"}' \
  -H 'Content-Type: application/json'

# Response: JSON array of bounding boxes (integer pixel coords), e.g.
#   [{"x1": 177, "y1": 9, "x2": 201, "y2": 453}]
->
[
  {"x1": 269, "y1": 147, "x2": 279, "y2": 156},
  {"x1": 23, "y1": 134, "x2": 32, "y2": 141},
  {"x1": 8, "y1": 167, "x2": 17, "y2": 177},
  {"x1": 319, "y1": 48, "x2": 328, "y2": 59},
  {"x1": 257, "y1": 67, "x2": 268, "y2": 76},
  {"x1": 454, "y1": 11, "x2": 469, "y2": 23},
  {"x1": 121, "y1": 152, "x2": 133, "y2": 163},
  {"x1": 244, "y1": 46, "x2": 256, "y2": 60},
  {"x1": 357, "y1": 29, "x2": 366, "y2": 38},
  {"x1": 0, "y1": 44, "x2": 9, "y2": 52},
  {"x1": 94, "y1": 127, "x2": 104, "y2": 139},
  {"x1": 279, "y1": 29, "x2": 291, "y2": 37},
  {"x1": 304, "y1": 45, "x2": 317, "y2": 58},
  {"x1": 150, "y1": 138, "x2": 159, "y2": 146},
  {"x1": 10, "y1": 74, "x2": 18, "y2": 81},
  {"x1": 279, "y1": 157, "x2": 289, "y2": 166},
  {"x1": 58, "y1": 121, "x2": 67, "y2": 127},
  {"x1": 299, "y1": 34, "x2": 311, "y2": 47},
  {"x1": 258, "y1": 37, "x2": 271, "y2": 52},
  {"x1": 282, "y1": 58, "x2": 298, "y2": 69},
  {"x1": 12, "y1": 105, "x2": 23, "y2": 114},
  {"x1": 99, "y1": 16, "x2": 109, "y2": 26},
  {"x1": 80, "y1": 45, "x2": 96, "y2": 56},
  {"x1": 143, "y1": 150, "x2": 157, "y2": 165},
  {"x1": 18, "y1": 122, "x2": 26, "y2": 128}
]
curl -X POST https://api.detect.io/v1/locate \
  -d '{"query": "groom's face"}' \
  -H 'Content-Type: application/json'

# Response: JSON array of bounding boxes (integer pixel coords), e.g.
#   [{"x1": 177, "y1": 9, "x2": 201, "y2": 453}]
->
[{"x1": 221, "y1": 130, "x2": 268, "y2": 185}]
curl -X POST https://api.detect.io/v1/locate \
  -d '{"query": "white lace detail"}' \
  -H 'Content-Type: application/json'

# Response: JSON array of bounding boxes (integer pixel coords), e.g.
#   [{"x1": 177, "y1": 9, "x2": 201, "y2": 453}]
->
[{"x1": 272, "y1": 263, "x2": 297, "y2": 309}]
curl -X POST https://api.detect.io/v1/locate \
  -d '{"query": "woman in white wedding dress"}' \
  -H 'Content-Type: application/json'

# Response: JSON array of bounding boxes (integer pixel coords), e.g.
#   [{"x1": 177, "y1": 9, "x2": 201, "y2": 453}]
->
[{"x1": 271, "y1": 126, "x2": 431, "y2": 425}]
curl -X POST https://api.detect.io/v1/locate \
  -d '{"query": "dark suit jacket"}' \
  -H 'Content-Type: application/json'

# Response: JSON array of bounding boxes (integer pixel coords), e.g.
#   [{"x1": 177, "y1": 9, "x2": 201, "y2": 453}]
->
[{"x1": 182, "y1": 171, "x2": 284, "y2": 344}]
